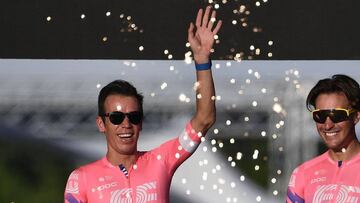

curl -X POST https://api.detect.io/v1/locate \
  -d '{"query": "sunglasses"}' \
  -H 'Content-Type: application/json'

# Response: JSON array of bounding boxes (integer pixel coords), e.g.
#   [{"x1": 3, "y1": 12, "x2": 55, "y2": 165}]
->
[
  {"x1": 101, "y1": 111, "x2": 143, "y2": 125},
  {"x1": 311, "y1": 108, "x2": 355, "y2": 124}
]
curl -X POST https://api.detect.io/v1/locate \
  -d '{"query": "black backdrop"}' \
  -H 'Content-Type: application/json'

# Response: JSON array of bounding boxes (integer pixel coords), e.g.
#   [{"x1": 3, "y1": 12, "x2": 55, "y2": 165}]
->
[{"x1": 1, "y1": 0, "x2": 360, "y2": 59}]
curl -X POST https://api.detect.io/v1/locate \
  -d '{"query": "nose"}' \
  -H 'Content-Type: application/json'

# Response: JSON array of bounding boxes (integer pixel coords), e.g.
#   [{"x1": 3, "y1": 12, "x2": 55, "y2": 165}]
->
[
  {"x1": 324, "y1": 117, "x2": 335, "y2": 130},
  {"x1": 120, "y1": 115, "x2": 132, "y2": 128}
]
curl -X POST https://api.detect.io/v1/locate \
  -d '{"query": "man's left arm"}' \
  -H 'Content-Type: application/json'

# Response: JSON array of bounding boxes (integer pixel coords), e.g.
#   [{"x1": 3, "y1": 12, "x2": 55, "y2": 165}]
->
[{"x1": 188, "y1": 6, "x2": 222, "y2": 136}]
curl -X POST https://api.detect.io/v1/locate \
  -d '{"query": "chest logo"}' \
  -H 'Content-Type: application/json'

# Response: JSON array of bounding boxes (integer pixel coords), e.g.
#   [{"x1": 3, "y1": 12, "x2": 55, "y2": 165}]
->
[
  {"x1": 110, "y1": 181, "x2": 157, "y2": 203},
  {"x1": 313, "y1": 184, "x2": 360, "y2": 203}
]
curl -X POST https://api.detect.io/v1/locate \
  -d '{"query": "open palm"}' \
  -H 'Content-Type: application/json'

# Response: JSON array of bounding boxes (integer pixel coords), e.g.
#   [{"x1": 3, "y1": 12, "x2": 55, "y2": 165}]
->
[{"x1": 188, "y1": 6, "x2": 222, "y2": 63}]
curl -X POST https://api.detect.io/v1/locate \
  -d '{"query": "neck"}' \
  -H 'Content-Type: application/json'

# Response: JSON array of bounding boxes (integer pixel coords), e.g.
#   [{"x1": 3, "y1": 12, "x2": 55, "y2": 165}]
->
[
  {"x1": 106, "y1": 151, "x2": 138, "y2": 170},
  {"x1": 329, "y1": 139, "x2": 360, "y2": 161}
]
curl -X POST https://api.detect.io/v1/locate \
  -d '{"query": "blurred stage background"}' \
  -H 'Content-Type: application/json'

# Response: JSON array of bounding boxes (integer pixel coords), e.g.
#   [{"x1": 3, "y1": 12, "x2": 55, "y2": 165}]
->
[
  {"x1": 0, "y1": 60, "x2": 359, "y2": 202},
  {"x1": 1, "y1": 0, "x2": 360, "y2": 202}
]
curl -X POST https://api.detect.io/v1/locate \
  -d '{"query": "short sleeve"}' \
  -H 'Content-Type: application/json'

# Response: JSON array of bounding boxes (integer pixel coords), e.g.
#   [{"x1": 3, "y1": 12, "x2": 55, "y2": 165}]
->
[
  {"x1": 286, "y1": 166, "x2": 305, "y2": 203},
  {"x1": 64, "y1": 168, "x2": 87, "y2": 203},
  {"x1": 152, "y1": 122, "x2": 202, "y2": 174}
]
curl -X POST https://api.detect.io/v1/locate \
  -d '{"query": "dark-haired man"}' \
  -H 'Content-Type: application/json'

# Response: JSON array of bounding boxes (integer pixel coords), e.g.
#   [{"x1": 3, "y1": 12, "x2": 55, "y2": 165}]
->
[
  {"x1": 287, "y1": 74, "x2": 360, "y2": 202},
  {"x1": 64, "y1": 6, "x2": 221, "y2": 203}
]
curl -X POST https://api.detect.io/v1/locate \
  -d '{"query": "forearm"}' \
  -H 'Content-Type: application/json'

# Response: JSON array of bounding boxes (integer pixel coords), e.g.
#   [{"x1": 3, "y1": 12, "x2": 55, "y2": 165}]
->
[
  {"x1": 191, "y1": 60, "x2": 216, "y2": 134},
  {"x1": 188, "y1": 6, "x2": 220, "y2": 134},
  {"x1": 194, "y1": 53, "x2": 210, "y2": 64}
]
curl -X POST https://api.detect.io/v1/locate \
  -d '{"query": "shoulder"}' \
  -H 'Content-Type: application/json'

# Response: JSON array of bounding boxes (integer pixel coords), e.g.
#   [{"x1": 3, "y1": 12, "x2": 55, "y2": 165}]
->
[
  {"x1": 294, "y1": 151, "x2": 329, "y2": 173},
  {"x1": 71, "y1": 158, "x2": 106, "y2": 175},
  {"x1": 348, "y1": 151, "x2": 360, "y2": 165},
  {"x1": 354, "y1": 151, "x2": 360, "y2": 160},
  {"x1": 83, "y1": 158, "x2": 104, "y2": 168},
  {"x1": 65, "y1": 159, "x2": 105, "y2": 201}
]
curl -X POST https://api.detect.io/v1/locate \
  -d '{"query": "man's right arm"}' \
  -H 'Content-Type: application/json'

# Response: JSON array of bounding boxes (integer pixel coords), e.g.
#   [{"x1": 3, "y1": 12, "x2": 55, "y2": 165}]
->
[
  {"x1": 64, "y1": 169, "x2": 86, "y2": 203},
  {"x1": 286, "y1": 167, "x2": 305, "y2": 203}
]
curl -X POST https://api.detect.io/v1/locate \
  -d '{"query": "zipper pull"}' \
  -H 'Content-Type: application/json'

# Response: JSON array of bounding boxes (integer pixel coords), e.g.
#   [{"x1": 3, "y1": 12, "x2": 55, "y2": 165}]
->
[{"x1": 119, "y1": 164, "x2": 129, "y2": 177}]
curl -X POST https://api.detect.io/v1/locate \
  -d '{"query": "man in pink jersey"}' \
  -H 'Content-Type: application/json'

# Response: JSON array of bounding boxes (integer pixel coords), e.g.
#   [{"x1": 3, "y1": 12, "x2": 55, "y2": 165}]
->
[
  {"x1": 64, "y1": 6, "x2": 222, "y2": 203},
  {"x1": 287, "y1": 75, "x2": 360, "y2": 203}
]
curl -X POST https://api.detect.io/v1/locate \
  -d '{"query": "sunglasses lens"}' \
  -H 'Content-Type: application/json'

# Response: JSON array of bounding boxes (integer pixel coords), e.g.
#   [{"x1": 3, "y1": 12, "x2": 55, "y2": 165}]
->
[
  {"x1": 313, "y1": 110, "x2": 328, "y2": 123},
  {"x1": 128, "y1": 111, "x2": 142, "y2": 125},
  {"x1": 313, "y1": 109, "x2": 350, "y2": 123},
  {"x1": 107, "y1": 111, "x2": 142, "y2": 125},
  {"x1": 331, "y1": 110, "x2": 348, "y2": 123},
  {"x1": 109, "y1": 112, "x2": 125, "y2": 125}
]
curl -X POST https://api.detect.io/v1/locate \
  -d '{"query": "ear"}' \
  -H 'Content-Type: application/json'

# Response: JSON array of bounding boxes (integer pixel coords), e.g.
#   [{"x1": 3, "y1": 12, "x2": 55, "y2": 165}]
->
[
  {"x1": 96, "y1": 116, "x2": 106, "y2": 133},
  {"x1": 139, "y1": 121, "x2": 143, "y2": 131},
  {"x1": 353, "y1": 111, "x2": 360, "y2": 125}
]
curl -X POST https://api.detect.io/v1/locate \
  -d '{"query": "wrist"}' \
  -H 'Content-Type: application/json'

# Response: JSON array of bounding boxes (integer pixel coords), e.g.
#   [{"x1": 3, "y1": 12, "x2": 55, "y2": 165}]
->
[
  {"x1": 195, "y1": 60, "x2": 212, "y2": 71},
  {"x1": 193, "y1": 54, "x2": 210, "y2": 64}
]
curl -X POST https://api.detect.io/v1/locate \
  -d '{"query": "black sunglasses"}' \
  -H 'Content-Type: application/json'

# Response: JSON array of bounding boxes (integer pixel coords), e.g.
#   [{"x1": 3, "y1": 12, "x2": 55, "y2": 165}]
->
[
  {"x1": 311, "y1": 108, "x2": 355, "y2": 124},
  {"x1": 101, "y1": 111, "x2": 143, "y2": 125}
]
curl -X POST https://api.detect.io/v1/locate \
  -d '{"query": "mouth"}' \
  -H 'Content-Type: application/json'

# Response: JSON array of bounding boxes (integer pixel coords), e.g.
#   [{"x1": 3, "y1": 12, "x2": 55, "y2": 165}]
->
[
  {"x1": 323, "y1": 130, "x2": 340, "y2": 138},
  {"x1": 325, "y1": 132, "x2": 337, "y2": 137},
  {"x1": 117, "y1": 133, "x2": 133, "y2": 138}
]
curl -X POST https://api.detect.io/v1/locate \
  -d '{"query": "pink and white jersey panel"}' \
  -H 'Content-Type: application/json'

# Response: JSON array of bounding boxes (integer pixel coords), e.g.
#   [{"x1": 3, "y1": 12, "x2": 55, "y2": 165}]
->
[
  {"x1": 64, "y1": 122, "x2": 201, "y2": 203},
  {"x1": 287, "y1": 151, "x2": 360, "y2": 203}
]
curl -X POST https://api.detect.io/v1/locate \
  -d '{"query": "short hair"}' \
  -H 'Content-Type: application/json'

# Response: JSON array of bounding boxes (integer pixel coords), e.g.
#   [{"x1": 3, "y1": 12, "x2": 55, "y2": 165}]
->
[
  {"x1": 98, "y1": 80, "x2": 144, "y2": 118},
  {"x1": 306, "y1": 74, "x2": 360, "y2": 111}
]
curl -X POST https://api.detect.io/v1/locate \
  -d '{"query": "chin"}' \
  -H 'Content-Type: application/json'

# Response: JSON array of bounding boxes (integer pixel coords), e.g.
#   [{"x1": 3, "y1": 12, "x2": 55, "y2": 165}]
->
[
  {"x1": 120, "y1": 147, "x2": 137, "y2": 155},
  {"x1": 326, "y1": 144, "x2": 345, "y2": 152}
]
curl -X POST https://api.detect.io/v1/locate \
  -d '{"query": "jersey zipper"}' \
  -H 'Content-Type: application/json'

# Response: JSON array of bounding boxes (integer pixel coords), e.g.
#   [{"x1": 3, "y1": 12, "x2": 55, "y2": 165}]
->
[
  {"x1": 331, "y1": 160, "x2": 343, "y2": 203},
  {"x1": 119, "y1": 164, "x2": 133, "y2": 201}
]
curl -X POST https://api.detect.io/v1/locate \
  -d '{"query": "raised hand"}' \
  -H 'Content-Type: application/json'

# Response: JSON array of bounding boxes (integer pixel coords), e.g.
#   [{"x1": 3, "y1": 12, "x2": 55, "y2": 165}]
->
[{"x1": 188, "y1": 6, "x2": 222, "y2": 64}]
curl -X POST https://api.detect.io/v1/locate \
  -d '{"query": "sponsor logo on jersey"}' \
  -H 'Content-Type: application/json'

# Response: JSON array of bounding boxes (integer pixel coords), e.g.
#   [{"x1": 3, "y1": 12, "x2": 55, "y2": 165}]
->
[
  {"x1": 288, "y1": 174, "x2": 296, "y2": 188},
  {"x1": 310, "y1": 177, "x2": 326, "y2": 184},
  {"x1": 95, "y1": 182, "x2": 118, "y2": 192},
  {"x1": 110, "y1": 181, "x2": 157, "y2": 203},
  {"x1": 313, "y1": 184, "x2": 360, "y2": 203},
  {"x1": 66, "y1": 180, "x2": 79, "y2": 194},
  {"x1": 66, "y1": 171, "x2": 80, "y2": 194}
]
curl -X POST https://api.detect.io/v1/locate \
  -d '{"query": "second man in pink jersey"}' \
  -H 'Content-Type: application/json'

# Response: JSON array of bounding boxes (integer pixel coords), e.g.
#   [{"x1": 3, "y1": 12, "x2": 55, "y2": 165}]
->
[{"x1": 287, "y1": 75, "x2": 360, "y2": 203}]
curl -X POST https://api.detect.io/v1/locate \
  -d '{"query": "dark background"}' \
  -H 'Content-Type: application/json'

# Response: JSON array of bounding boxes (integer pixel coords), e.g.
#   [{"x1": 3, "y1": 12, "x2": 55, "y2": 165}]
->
[{"x1": 1, "y1": 0, "x2": 360, "y2": 59}]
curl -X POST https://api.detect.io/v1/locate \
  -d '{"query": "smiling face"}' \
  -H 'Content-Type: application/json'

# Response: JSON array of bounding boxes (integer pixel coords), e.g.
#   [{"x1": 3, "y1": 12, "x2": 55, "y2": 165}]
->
[
  {"x1": 97, "y1": 94, "x2": 142, "y2": 156},
  {"x1": 314, "y1": 92, "x2": 358, "y2": 152}
]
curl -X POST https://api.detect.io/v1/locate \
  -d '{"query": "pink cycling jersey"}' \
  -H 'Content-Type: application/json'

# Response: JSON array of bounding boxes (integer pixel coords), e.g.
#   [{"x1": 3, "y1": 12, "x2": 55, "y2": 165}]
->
[
  {"x1": 287, "y1": 151, "x2": 360, "y2": 203},
  {"x1": 64, "y1": 122, "x2": 201, "y2": 203}
]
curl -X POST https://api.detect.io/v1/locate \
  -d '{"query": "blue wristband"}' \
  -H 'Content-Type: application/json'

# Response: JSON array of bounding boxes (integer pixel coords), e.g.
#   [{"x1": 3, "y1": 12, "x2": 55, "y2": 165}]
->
[{"x1": 195, "y1": 60, "x2": 212, "y2": 71}]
